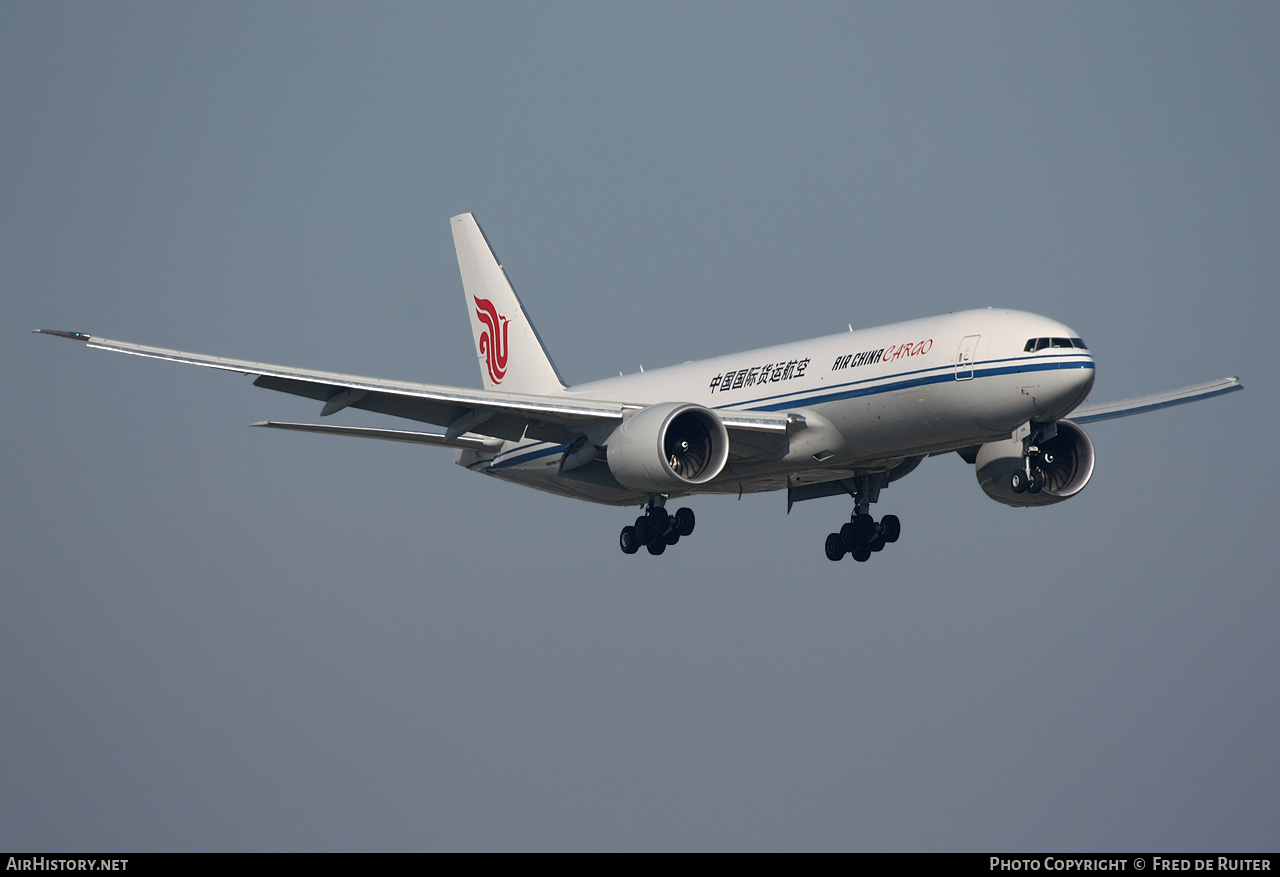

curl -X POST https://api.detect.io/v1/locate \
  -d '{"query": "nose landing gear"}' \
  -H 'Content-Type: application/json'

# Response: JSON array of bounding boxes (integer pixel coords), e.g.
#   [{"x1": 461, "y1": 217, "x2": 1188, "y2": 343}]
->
[{"x1": 1009, "y1": 422, "x2": 1057, "y2": 495}]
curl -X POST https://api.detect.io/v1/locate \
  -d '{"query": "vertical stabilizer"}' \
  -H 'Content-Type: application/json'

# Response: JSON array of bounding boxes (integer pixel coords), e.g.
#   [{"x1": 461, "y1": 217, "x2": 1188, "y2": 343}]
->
[{"x1": 451, "y1": 213, "x2": 566, "y2": 394}]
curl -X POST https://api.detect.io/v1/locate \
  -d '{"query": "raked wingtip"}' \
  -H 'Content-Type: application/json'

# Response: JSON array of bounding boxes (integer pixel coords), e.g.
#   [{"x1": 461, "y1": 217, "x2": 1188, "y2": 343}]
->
[{"x1": 34, "y1": 329, "x2": 92, "y2": 341}]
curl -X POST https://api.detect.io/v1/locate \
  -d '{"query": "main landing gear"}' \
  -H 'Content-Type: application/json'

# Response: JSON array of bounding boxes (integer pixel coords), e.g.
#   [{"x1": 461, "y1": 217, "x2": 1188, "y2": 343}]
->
[
  {"x1": 619, "y1": 496, "x2": 696, "y2": 556},
  {"x1": 823, "y1": 472, "x2": 901, "y2": 562},
  {"x1": 824, "y1": 514, "x2": 901, "y2": 562}
]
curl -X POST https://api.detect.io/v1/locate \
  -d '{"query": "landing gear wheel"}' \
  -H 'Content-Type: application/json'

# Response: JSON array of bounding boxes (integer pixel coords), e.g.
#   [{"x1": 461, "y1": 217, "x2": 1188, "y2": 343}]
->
[
  {"x1": 868, "y1": 535, "x2": 886, "y2": 553},
  {"x1": 633, "y1": 515, "x2": 652, "y2": 544},
  {"x1": 852, "y1": 546, "x2": 872, "y2": 562},
  {"x1": 842, "y1": 514, "x2": 876, "y2": 549},
  {"x1": 648, "y1": 506, "x2": 670, "y2": 535},
  {"x1": 674, "y1": 507, "x2": 696, "y2": 537},
  {"x1": 825, "y1": 533, "x2": 845, "y2": 561},
  {"x1": 880, "y1": 514, "x2": 901, "y2": 543},
  {"x1": 619, "y1": 526, "x2": 641, "y2": 555},
  {"x1": 852, "y1": 513, "x2": 875, "y2": 543},
  {"x1": 664, "y1": 530, "x2": 680, "y2": 546},
  {"x1": 1028, "y1": 467, "x2": 1045, "y2": 494},
  {"x1": 1010, "y1": 471, "x2": 1027, "y2": 494},
  {"x1": 839, "y1": 522, "x2": 857, "y2": 550},
  {"x1": 646, "y1": 539, "x2": 666, "y2": 556}
]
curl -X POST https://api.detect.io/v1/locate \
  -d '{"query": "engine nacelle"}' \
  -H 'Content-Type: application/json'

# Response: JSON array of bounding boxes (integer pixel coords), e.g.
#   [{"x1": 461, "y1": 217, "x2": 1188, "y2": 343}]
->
[
  {"x1": 606, "y1": 402, "x2": 730, "y2": 493},
  {"x1": 975, "y1": 420, "x2": 1096, "y2": 507}
]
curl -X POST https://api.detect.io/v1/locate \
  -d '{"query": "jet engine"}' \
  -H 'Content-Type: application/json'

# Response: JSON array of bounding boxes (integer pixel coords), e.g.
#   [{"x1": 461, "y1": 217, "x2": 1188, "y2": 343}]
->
[
  {"x1": 606, "y1": 402, "x2": 730, "y2": 493},
  {"x1": 974, "y1": 420, "x2": 1096, "y2": 507}
]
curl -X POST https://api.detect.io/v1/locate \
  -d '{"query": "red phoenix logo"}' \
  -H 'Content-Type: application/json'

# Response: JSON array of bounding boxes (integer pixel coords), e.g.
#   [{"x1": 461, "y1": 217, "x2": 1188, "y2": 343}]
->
[{"x1": 473, "y1": 296, "x2": 510, "y2": 385}]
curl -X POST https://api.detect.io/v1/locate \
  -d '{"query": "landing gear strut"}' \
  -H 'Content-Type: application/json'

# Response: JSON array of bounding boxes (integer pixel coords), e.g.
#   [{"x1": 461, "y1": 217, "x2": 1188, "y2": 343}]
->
[
  {"x1": 620, "y1": 495, "x2": 696, "y2": 556},
  {"x1": 823, "y1": 472, "x2": 902, "y2": 563}
]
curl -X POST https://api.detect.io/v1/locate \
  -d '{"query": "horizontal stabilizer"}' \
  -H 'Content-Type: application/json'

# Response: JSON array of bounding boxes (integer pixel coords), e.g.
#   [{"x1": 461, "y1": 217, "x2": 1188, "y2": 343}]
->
[
  {"x1": 251, "y1": 421, "x2": 502, "y2": 450},
  {"x1": 1069, "y1": 376, "x2": 1243, "y2": 424}
]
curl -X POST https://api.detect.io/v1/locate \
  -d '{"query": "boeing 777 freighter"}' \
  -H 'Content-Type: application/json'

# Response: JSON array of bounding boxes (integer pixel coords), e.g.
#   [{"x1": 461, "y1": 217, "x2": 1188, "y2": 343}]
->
[{"x1": 37, "y1": 214, "x2": 1243, "y2": 562}]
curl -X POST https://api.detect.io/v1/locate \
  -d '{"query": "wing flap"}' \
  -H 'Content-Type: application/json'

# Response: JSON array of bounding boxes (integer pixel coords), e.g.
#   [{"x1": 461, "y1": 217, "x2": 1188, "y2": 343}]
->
[{"x1": 251, "y1": 421, "x2": 501, "y2": 450}]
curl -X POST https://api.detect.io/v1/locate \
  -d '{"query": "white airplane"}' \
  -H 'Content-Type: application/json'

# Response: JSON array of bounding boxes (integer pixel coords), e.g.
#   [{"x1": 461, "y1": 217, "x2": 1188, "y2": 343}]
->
[{"x1": 37, "y1": 213, "x2": 1243, "y2": 561}]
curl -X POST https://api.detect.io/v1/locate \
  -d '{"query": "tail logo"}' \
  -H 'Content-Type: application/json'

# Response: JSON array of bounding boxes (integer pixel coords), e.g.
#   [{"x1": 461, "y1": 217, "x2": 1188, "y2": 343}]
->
[{"x1": 473, "y1": 296, "x2": 510, "y2": 384}]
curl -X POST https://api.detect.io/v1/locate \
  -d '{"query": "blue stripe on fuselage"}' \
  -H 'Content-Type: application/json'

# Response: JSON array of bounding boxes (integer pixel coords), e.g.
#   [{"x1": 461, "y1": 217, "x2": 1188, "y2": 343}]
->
[
  {"x1": 748, "y1": 358, "x2": 1093, "y2": 413},
  {"x1": 713, "y1": 351, "x2": 1090, "y2": 412},
  {"x1": 470, "y1": 353, "x2": 1093, "y2": 470},
  {"x1": 468, "y1": 440, "x2": 564, "y2": 471}
]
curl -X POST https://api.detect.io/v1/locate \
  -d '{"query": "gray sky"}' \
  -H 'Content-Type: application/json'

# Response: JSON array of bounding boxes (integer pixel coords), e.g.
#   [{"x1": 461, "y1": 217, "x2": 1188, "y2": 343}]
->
[{"x1": 3, "y1": 2, "x2": 1277, "y2": 852}]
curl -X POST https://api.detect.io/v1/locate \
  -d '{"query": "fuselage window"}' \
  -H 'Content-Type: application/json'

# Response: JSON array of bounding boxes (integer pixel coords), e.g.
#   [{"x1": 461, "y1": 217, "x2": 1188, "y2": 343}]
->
[
  {"x1": 1035, "y1": 338, "x2": 1051, "y2": 351},
  {"x1": 1051, "y1": 337, "x2": 1072, "y2": 348}
]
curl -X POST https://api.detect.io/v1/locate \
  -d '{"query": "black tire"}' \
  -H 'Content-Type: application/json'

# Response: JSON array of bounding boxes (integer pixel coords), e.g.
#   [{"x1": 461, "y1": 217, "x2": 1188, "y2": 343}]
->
[
  {"x1": 852, "y1": 546, "x2": 872, "y2": 562},
  {"x1": 648, "y1": 506, "x2": 670, "y2": 534},
  {"x1": 664, "y1": 529, "x2": 680, "y2": 546},
  {"x1": 674, "y1": 507, "x2": 696, "y2": 537},
  {"x1": 646, "y1": 539, "x2": 666, "y2": 556},
  {"x1": 634, "y1": 515, "x2": 651, "y2": 544},
  {"x1": 619, "y1": 526, "x2": 640, "y2": 555},
  {"x1": 1010, "y1": 471, "x2": 1027, "y2": 494},
  {"x1": 1028, "y1": 467, "x2": 1044, "y2": 494},
  {"x1": 840, "y1": 522, "x2": 858, "y2": 550},
  {"x1": 825, "y1": 533, "x2": 845, "y2": 561},
  {"x1": 868, "y1": 535, "x2": 886, "y2": 553},
  {"x1": 852, "y1": 513, "x2": 876, "y2": 544},
  {"x1": 880, "y1": 514, "x2": 901, "y2": 543}
]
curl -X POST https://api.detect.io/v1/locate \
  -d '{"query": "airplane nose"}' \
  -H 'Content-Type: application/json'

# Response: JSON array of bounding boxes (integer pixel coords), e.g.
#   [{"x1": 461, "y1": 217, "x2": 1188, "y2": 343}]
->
[
  {"x1": 1073, "y1": 357, "x2": 1095, "y2": 389},
  {"x1": 1064, "y1": 356, "x2": 1095, "y2": 408}
]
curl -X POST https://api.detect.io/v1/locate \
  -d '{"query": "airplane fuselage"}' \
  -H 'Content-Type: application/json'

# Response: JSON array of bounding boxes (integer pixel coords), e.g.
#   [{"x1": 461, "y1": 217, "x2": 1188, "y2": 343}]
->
[{"x1": 458, "y1": 308, "x2": 1096, "y2": 505}]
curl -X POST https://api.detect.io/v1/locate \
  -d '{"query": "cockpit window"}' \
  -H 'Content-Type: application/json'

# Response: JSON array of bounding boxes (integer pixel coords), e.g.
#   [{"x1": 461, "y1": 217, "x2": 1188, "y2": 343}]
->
[{"x1": 1025, "y1": 336, "x2": 1089, "y2": 352}]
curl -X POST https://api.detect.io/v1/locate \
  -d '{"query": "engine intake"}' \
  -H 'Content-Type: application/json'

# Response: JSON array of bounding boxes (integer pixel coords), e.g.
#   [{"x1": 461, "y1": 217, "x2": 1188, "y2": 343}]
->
[
  {"x1": 606, "y1": 402, "x2": 730, "y2": 492},
  {"x1": 975, "y1": 420, "x2": 1096, "y2": 507}
]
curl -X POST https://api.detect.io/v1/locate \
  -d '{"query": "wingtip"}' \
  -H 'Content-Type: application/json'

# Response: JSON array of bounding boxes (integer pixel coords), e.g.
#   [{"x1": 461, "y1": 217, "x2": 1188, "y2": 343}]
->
[{"x1": 34, "y1": 329, "x2": 92, "y2": 341}]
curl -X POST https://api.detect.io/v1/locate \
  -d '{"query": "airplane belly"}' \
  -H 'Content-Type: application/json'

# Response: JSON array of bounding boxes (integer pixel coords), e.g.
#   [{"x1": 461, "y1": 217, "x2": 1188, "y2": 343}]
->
[
  {"x1": 494, "y1": 467, "x2": 646, "y2": 506},
  {"x1": 459, "y1": 443, "x2": 649, "y2": 506}
]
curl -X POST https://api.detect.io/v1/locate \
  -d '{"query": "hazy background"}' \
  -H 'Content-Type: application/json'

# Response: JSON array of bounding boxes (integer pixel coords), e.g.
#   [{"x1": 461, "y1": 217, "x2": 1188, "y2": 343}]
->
[{"x1": 3, "y1": 2, "x2": 1276, "y2": 851}]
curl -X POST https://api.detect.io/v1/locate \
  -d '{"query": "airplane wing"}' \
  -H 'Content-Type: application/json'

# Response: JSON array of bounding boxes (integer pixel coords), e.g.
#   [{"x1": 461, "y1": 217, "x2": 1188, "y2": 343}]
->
[
  {"x1": 1068, "y1": 376, "x2": 1242, "y2": 424},
  {"x1": 34, "y1": 331, "x2": 792, "y2": 449}
]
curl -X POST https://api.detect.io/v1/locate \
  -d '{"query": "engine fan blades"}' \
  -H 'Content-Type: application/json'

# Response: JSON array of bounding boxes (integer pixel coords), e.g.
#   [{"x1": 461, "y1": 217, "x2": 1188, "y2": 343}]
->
[
  {"x1": 1038, "y1": 440, "x2": 1075, "y2": 491},
  {"x1": 665, "y1": 424, "x2": 711, "y2": 479}
]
